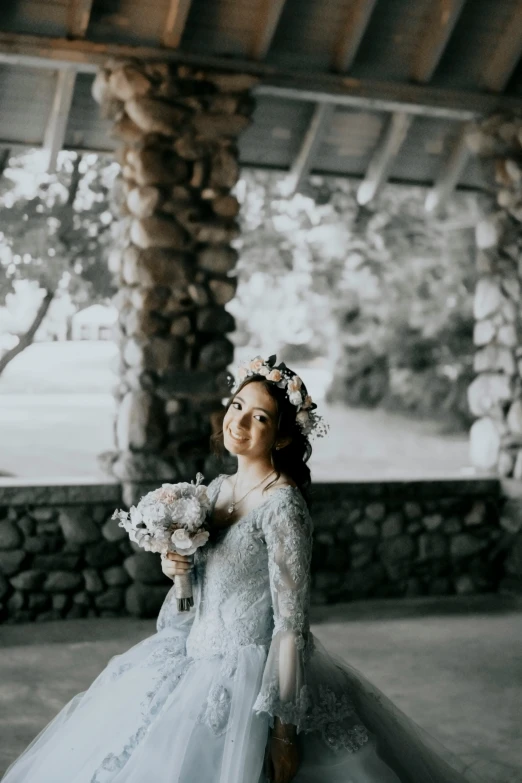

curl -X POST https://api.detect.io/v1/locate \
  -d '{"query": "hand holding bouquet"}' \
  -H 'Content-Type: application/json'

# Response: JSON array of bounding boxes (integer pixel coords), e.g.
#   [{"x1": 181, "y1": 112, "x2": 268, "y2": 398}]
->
[{"x1": 112, "y1": 473, "x2": 210, "y2": 611}]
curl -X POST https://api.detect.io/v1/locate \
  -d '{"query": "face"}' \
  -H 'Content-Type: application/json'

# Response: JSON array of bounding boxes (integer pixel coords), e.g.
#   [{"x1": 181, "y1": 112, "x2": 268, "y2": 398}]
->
[{"x1": 223, "y1": 381, "x2": 279, "y2": 460}]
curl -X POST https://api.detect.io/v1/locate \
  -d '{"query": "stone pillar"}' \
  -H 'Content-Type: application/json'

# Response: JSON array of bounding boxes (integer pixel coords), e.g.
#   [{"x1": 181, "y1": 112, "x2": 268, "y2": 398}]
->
[
  {"x1": 92, "y1": 61, "x2": 256, "y2": 500},
  {"x1": 468, "y1": 114, "x2": 522, "y2": 476}
]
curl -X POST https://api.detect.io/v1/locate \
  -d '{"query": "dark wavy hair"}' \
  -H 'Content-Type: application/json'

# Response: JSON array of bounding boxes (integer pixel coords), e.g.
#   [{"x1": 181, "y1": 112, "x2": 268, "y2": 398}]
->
[{"x1": 211, "y1": 375, "x2": 313, "y2": 506}]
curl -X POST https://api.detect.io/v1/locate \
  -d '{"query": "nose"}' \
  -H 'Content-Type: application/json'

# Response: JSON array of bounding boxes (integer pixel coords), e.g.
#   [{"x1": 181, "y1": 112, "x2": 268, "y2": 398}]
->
[{"x1": 236, "y1": 409, "x2": 250, "y2": 430}]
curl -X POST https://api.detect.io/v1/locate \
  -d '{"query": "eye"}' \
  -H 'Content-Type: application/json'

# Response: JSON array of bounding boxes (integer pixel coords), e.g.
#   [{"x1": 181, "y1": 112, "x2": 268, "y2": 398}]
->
[
  {"x1": 255, "y1": 414, "x2": 267, "y2": 423},
  {"x1": 231, "y1": 401, "x2": 241, "y2": 410}
]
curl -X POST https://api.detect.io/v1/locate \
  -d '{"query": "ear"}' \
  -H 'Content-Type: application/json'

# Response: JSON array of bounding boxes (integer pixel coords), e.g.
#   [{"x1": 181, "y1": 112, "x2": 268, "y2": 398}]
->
[{"x1": 275, "y1": 436, "x2": 292, "y2": 451}]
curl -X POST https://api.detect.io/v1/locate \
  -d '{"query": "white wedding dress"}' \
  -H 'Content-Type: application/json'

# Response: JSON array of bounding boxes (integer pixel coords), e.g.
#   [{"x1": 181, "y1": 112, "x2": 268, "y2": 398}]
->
[{"x1": 2, "y1": 475, "x2": 484, "y2": 783}]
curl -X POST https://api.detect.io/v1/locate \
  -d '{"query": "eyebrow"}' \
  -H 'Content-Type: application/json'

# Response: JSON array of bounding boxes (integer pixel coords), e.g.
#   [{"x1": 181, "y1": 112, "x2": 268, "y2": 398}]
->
[{"x1": 233, "y1": 395, "x2": 274, "y2": 418}]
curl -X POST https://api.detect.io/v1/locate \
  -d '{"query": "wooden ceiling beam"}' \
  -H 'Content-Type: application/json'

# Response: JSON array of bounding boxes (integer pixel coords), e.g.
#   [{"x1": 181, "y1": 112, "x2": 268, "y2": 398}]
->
[
  {"x1": 68, "y1": 0, "x2": 94, "y2": 39},
  {"x1": 427, "y1": 3, "x2": 522, "y2": 213},
  {"x1": 43, "y1": 68, "x2": 76, "y2": 173},
  {"x1": 162, "y1": 0, "x2": 193, "y2": 49},
  {"x1": 250, "y1": 0, "x2": 287, "y2": 60},
  {"x1": 0, "y1": 32, "x2": 521, "y2": 119},
  {"x1": 285, "y1": 102, "x2": 333, "y2": 194},
  {"x1": 356, "y1": 112, "x2": 412, "y2": 205},
  {"x1": 332, "y1": 0, "x2": 378, "y2": 73},
  {"x1": 411, "y1": 0, "x2": 467, "y2": 83},
  {"x1": 481, "y1": 1, "x2": 522, "y2": 92}
]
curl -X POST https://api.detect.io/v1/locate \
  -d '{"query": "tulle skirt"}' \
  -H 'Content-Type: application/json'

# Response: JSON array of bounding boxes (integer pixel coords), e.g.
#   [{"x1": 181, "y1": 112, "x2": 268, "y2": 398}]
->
[{"x1": 1, "y1": 623, "x2": 486, "y2": 783}]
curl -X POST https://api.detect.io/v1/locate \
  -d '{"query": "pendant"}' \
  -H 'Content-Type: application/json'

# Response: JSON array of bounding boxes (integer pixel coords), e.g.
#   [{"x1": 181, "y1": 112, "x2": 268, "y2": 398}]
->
[{"x1": 227, "y1": 505, "x2": 235, "y2": 515}]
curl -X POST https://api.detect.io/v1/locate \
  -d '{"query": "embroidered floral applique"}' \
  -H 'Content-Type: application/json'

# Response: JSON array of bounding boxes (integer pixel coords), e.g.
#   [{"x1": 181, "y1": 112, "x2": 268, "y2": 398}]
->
[{"x1": 198, "y1": 684, "x2": 232, "y2": 735}]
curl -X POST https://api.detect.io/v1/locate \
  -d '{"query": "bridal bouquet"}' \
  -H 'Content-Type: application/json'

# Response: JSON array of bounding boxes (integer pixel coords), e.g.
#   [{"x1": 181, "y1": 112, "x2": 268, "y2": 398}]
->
[{"x1": 112, "y1": 473, "x2": 211, "y2": 611}]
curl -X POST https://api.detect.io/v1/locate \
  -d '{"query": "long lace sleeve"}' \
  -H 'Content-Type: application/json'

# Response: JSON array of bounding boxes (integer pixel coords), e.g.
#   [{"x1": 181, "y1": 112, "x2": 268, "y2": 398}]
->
[{"x1": 253, "y1": 490, "x2": 313, "y2": 731}]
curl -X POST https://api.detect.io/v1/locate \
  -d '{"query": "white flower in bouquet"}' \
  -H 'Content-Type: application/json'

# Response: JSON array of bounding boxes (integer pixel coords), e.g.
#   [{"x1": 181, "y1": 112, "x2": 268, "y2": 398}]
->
[{"x1": 111, "y1": 473, "x2": 211, "y2": 611}]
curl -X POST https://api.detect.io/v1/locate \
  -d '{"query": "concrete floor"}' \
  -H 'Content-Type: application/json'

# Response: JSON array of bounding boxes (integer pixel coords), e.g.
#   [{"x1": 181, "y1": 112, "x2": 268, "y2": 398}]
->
[{"x1": 0, "y1": 595, "x2": 521, "y2": 781}]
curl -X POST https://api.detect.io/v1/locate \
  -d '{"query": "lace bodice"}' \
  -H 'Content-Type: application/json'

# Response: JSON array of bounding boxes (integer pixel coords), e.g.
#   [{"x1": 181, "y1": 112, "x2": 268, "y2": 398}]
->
[{"x1": 156, "y1": 475, "x2": 368, "y2": 751}]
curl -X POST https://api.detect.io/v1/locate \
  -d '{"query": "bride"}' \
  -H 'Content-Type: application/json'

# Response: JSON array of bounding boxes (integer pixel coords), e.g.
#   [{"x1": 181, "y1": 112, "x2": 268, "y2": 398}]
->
[{"x1": 2, "y1": 356, "x2": 484, "y2": 783}]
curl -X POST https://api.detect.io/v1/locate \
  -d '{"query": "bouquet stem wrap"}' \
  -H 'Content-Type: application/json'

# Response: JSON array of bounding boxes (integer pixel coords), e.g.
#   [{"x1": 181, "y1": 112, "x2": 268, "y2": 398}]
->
[{"x1": 174, "y1": 572, "x2": 194, "y2": 612}]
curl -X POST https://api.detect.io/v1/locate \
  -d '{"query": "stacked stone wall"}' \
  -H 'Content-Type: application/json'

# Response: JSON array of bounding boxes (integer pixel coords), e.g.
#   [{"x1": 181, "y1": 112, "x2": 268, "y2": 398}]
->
[
  {"x1": 91, "y1": 62, "x2": 257, "y2": 497},
  {"x1": 310, "y1": 479, "x2": 520, "y2": 603},
  {"x1": 1, "y1": 478, "x2": 519, "y2": 624},
  {"x1": 0, "y1": 482, "x2": 171, "y2": 624}
]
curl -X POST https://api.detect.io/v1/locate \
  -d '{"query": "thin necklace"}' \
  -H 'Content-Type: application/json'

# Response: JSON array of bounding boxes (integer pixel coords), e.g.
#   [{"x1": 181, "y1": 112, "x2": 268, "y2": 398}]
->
[{"x1": 227, "y1": 469, "x2": 276, "y2": 517}]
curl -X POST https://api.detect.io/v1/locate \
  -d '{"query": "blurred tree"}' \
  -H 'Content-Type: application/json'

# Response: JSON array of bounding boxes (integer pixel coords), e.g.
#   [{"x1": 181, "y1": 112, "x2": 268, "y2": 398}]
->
[
  {"x1": 234, "y1": 170, "x2": 477, "y2": 428},
  {"x1": 0, "y1": 150, "x2": 118, "y2": 375}
]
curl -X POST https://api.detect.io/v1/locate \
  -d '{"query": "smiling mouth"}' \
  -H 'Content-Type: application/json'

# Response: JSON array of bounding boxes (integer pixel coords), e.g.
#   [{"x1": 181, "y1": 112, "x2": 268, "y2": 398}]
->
[{"x1": 228, "y1": 429, "x2": 248, "y2": 443}]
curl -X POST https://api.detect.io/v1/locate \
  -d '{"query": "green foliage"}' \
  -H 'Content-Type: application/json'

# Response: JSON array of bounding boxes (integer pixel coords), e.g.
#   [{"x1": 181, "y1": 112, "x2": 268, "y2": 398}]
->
[
  {"x1": 235, "y1": 170, "x2": 477, "y2": 428},
  {"x1": 0, "y1": 150, "x2": 119, "y2": 370}
]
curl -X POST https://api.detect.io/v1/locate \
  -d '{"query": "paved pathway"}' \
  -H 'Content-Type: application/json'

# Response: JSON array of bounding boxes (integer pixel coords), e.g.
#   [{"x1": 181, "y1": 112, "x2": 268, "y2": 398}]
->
[{"x1": 1, "y1": 596, "x2": 521, "y2": 780}]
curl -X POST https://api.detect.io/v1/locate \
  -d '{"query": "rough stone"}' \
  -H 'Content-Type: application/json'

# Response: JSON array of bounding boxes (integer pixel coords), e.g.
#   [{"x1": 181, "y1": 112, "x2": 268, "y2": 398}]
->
[
  {"x1": 103, "y1": 566, "x2": 130, "y2": 586},
  {"x1": 73, "y1": 591, "x2": 92, "y2": 606},
  {"x1": 116, "y1": 390, "x2": 165, "y2": 452},
  {"x1": 30, "y1": 508, "x2": 55, "y2": 522},
  {"x1": 507, "y1": 399, "x2": 522, "y2": 435},
  {"x1": 379, "y1": 535, "x2": 416, "y2": 562},
  {"x1": 83, "y1": 568, "x2": 105, "y2": 593},
  {"x1": 27, "y1": 593, "x2": 51, "y2": 611},
  {"x1": 469, "y1": 416, "x2": 502, "y2": 469},
  {"x1": 354, "y1": 520, "x2": 379, "y2": 538},
  {"x1": 500, "y1": 499, "x2": 522, "y2": 533},
  {"x1": 418, "y1": 534, "x2": 448, "y2": 561},
  {"x1": 473, "y1": 319, "x2": 496, "y2": 346},
  {"x1": 58, "y1": 509, "x2": 101, "y2": 546},
  {"x1": 497, "y1": 323, "x2": 517, "y2": 347},
  {"x1": 52, "y1": 594, "x2": 70, "y2": 612},
  {"x1": 85, "y1": 541, "x2": 122, "y2": 569},
  {"x1": 95, "y1": 588, "x2": 125, "y2": 610},
  {"x1": 450, "y1": 535, "x2": 489, "y2": 559},
  {"x1": 422, "y1": 514, "x2": 443, "y2": 531},
  {"x1": 32, "y1": 553, "x2": 81, "y2": 571},
  {"x1": 381, "y1": 513, "x2": 403, "y2": 538},
  {"x1": 198, "y1": 338, "x2": 234, "y2": 370},
  {"x1": 468, "y1": 374, "x2": 512, "y2": 418},
  {"x1": 125, "y1": 583, "x2": 170, "y2": 618},
  {"x1": 0, "y1": 521, "x2": 23, "y2": 550},
  {"x1": 43, "y1": 571, "x2": 84, "y2": 592},
  {"x1": 475, "y1": 345, "x2": 516, "y2": 375},
  {"x1": 7, "y1": 591, "x2": 24, "y2": 612},
  {"x1": 455, "y1": 575, "x2": 475, "y2": 595},
  {"x1": 404, "y1": 502, "x2": 422, "y2": 520},
  {"x1": 10, "y1": 570, "x2": 46, "y2": 591},
  {"x1": 474, "y1": 276, "x2": 503, "y2": 318},
  {"x1": 16, "y1": 515, "x2": 35, "y2": 537},
  {"x1": 123, "y1": 553, "x2": 166, "y2": 584},
  {"x1": 111, "y1": 452, "x2": 177, "y2": 482},
  {"x1": 464, "y1": 501, "x2": 487, "y2": 527},
  {"x1": 365, "y1": 503, "x2": 386, "y2": 522},
  {"x1": 442, "y1": 517, "x2": 462, "y2": 535},
  {"x1": 102, "y1": 516, "x2": 127, "y2": 542},
  {"x1": 0, "y1": 550, "x2": 27, "y2": 575}
]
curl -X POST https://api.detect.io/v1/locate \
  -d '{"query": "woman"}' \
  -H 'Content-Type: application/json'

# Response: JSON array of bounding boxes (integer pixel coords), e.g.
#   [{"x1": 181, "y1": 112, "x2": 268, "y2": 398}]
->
[{"x1": 2, "y1": 356, "x2": 483, "y2": 783}]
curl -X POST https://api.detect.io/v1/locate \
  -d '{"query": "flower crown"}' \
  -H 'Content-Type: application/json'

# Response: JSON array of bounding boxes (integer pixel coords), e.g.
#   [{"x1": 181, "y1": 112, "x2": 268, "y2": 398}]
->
[{"x1": 230, "y1": 355, "x2": 329, "y2": 438}]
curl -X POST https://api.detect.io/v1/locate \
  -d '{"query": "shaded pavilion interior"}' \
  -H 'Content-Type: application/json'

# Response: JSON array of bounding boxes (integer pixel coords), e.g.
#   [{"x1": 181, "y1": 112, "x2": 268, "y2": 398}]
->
[{"x1": 0, "y1": 0, "x2": 521, "y2": 205}]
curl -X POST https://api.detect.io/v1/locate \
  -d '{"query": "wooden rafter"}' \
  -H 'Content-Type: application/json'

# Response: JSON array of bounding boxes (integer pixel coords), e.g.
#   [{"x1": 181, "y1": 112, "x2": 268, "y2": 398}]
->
[
  {"x1": 482, "y1": 2, "x2": 522, "y2": 92},
  {"x1": 356, "y1": 112, "x2": 412, "y2": 205},
  {"x1": 162, "y1": 0, "x2": 193, "y2": 49},
  {"x1": 285, "y1": 103, "x2": 333, "y2": 194},
  {"x1": 411, "y1": 0, "x2": 467, "y2": 83},
  {"x1": 424, "y1": 127, "x2": 471, "y2": 213},
  {"x1": 332, "y1": 0, "x2": 378, "y2": 73},
  {"x1": 43, "y1": 69, "x2": 76, "y2": 173},
  {"x1": 427, "y1": 2, "x2": 522, "y2": 212},
  {"x1": 67, "y1": 0, "x2": 94, "y2": 38},
  {"x1": 250, "y1": 0, "x2": 287, "y2": 60},
  {"x1": 0, "y1": 33, "x2": 521, "y2": 119}
]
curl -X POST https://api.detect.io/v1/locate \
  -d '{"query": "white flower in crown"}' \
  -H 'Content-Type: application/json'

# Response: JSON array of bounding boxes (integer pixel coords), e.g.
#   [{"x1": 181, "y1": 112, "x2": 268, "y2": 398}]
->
[{"x1": 230, "y1": 355, "x2": 329, "y2": 438}]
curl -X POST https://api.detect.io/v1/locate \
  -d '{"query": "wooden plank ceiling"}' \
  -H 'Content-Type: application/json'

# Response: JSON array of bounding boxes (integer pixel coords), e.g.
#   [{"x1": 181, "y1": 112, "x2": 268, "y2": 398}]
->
[{"x1": 0, "y1": 0, "x2": 521, "y2": 208}]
